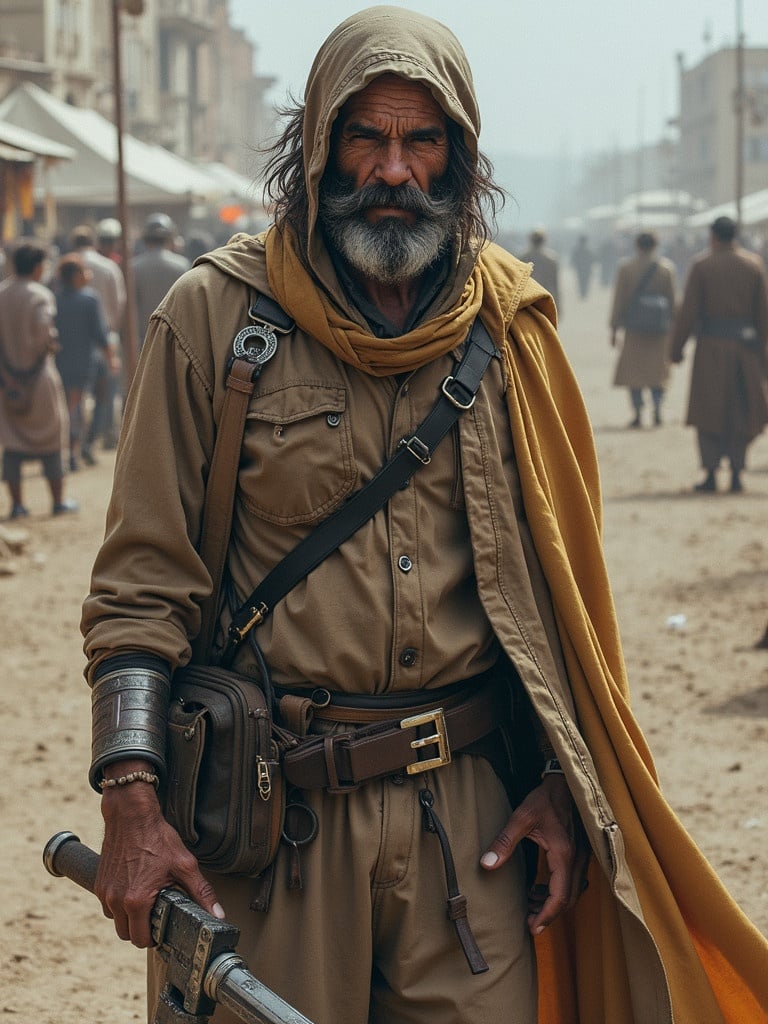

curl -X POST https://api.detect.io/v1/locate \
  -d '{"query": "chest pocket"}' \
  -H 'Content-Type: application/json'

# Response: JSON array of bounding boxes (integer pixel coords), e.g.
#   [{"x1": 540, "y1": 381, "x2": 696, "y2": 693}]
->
[{"x1": 238, "y1": 383, "x2": 357, "y2": 525}]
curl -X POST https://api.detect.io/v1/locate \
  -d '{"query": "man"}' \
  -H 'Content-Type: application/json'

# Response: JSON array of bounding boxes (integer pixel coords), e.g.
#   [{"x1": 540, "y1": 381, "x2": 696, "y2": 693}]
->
[
  {"x1": 0, "y1": 241, "x2": 77, "y2": 517},
  {"x1": 53, "y1": 253, "x2": 112, "y2": 471},
  {"x1": 670, "y1": 215, "x2": 768, "y2": 493},
  {"x1": 520, "y1": 228, "x2": 561, "y2": 313},
  {"x1": 69, "y1": 224, "x2": 126, "y2": 460},
  {"x1": 81, "y1": 8, "x2": 768, "y2": 1023},
  {"x1": 609, "y1": 231, "x2": 676, "y2": 428},
  {"x1": 130, "y1": 212, "x2": 190, "y2": 351}
]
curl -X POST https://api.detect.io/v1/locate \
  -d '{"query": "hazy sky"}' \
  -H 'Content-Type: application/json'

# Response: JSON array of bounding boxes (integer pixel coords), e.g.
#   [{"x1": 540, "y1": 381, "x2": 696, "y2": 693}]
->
[{"x1": 229, "y1": 0, "x2": 768, "y2": 159}]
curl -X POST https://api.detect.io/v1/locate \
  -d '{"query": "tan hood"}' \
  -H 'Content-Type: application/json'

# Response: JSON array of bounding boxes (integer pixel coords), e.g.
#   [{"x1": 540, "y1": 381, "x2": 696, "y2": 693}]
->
[
  {"x1": 198, "y1": 7, "x2": 552, "y2": 327},
  {"x1": 302, "y1": 5, "x2": 481, "y2": 280}
]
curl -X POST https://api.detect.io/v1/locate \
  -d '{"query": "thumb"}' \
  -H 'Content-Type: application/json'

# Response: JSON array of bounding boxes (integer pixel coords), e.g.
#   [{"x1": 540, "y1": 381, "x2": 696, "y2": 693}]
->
[{"x1": 177, "y1": 861, "x2": 226, "y2": 920}]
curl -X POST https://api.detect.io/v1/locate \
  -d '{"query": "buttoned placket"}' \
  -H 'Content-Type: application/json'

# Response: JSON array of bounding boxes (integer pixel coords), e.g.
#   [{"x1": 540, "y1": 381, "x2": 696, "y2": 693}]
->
[{"x1": 387, "y1": 372, "x2": 425, "y2": 685}]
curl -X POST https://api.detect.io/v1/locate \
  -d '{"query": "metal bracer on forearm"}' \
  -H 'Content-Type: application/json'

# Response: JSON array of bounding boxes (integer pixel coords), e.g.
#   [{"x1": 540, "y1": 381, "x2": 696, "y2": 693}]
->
[{"x1": 89, "y1": 667, "x2": 170, "y2": 791}]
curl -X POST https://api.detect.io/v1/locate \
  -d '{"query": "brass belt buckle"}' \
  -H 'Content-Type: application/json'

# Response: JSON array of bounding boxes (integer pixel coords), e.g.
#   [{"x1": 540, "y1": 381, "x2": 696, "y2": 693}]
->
[{"x1": 400, "y1": 708, "x2": 451, "y2": 774}]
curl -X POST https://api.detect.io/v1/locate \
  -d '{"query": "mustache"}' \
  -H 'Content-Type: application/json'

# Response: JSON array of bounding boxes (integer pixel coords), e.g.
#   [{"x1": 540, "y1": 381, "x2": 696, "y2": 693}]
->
[{"x1": 320, "y1": 179, "x2": 459, "y2": 222}]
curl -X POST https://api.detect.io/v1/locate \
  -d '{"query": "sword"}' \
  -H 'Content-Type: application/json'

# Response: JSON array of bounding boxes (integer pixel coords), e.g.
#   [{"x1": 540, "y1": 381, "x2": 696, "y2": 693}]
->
[{"x1": 43, "y1": 831, "x2": 314, "y2": 1024}]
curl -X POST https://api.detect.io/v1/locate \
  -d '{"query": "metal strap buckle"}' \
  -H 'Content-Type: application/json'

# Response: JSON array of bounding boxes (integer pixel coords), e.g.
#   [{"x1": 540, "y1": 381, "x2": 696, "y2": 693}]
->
[
  {"x1": 229, "y1": 601, "x2": 269, "y2": 641},
  {"x1": 398, "y1": 434, "x2": 432, "y2": 465},
  {"x1": 400, "y1": 708, "x2": 451, "y2": 774},
  {"x1": 441, "y1": 375, "x2": 476, "y2": 410}
]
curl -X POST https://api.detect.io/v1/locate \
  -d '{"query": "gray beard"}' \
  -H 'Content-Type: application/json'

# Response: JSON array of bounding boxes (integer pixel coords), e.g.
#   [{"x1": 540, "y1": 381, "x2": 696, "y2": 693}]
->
[{"x1": 318, "y1": 180, "x2": 460, "y2": 285}]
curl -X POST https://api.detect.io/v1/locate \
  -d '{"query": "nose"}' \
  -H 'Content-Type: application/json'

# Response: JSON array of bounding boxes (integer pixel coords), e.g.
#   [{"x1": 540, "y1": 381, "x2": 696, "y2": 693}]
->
[{"x1": 375, "y1": 140, "x2": 412, "y2": 186}]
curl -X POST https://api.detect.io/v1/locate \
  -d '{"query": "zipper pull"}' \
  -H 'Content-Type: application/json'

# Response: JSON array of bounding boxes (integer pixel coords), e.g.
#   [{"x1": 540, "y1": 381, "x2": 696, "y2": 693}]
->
[{"x1": 256, "y1": 757, "x2": 272, "y2": 801}]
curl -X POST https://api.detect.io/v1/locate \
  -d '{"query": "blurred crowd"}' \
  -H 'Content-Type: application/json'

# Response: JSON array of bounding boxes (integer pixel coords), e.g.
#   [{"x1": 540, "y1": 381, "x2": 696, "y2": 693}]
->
[{"x1": 0, "y1": 213, "x2": 213, "y2": 521}]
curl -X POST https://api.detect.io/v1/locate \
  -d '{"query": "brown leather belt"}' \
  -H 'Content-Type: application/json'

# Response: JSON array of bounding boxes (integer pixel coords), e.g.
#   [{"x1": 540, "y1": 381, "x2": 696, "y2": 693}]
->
[{"x1": 282, "y1": 682, "x2": 510, "y2": 792}]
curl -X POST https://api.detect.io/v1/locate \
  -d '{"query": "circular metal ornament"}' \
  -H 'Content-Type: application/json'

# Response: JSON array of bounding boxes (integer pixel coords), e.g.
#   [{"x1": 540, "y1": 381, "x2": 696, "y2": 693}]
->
[{"x1": 232, "y1": 323, "x2": 278, "y2": 365}]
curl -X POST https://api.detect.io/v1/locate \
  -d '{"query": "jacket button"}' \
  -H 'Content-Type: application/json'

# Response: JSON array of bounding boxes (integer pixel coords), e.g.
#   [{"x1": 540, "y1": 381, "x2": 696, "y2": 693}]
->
[
  {"x1": 399, "y1": 648, "x2": 418, "y2": 667},
  {"x1": 397, "y1": 555, "x2": 413, "y2": 573},
  {"x1": 326, "y1": 413, "x2": 341, "y2": 427}
]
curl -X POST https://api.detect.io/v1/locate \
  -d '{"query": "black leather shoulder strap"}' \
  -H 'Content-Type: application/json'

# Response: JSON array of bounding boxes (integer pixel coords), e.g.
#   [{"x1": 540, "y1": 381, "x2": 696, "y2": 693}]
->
[
  {"x1": 249, "y1": 292, "x2": 295, "y2": 333},
  {"x1": 221, "y1": 317, "x2": 498, "y2": 664}
]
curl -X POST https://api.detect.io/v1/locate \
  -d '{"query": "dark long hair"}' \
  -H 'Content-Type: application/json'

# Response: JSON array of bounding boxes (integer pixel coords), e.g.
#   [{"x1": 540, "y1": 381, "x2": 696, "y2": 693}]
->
[{"x1": 260, "y1": 96, "x2": 506, "y2": 248}]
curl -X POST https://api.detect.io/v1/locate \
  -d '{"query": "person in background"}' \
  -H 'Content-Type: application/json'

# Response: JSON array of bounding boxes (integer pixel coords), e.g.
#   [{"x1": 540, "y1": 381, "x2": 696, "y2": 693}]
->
[
  {"x1": 670, "y1": 215, "x2": 768, "y2": 493},
  {"x1": 130, "y1": 213, "x2": 190, "y2": 351},
  {"x1": 609, "y1": 231, "x2": 677, "y2": 428},
  {"x1": 96, "y1": 218, "x2": 124, "y2": 266},
  {"x1": 570, "y1": 234, "x2": 595, "y2": 299},
  {"x1": 53, "y1": 253, "x2": 112, "y2": 471},
  {"x1": 520, "y1": 228, "x2": 561, "y2": 314},
  {"x1": 80, "y1": 7, "x2": 768, "y2": 1024},
  {"x1": 0, "y1": 241, "x2": 77, "y2": 518},
  {"x1": 185, "y1": 229, "x2": 215, "y2": 263},
  {"x1": 69, "y1": 225, "x2": 126, "y2": 460}
]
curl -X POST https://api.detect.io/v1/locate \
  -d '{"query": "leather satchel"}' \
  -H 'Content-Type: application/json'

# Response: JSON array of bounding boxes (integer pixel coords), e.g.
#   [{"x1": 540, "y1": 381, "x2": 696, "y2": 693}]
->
[
  {"x1": 0, "y1": 351, "x2": 48, "y2": 415},
  {"x1": 165, "y1": 665, "x2": 285, "y2": 875},
  {"x1": 621, "y1": 262, "x2": 672, "y2": 335}
]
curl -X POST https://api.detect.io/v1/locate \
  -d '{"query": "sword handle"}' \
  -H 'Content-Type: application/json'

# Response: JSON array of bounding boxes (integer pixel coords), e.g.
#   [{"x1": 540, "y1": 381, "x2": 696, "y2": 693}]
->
[{"x1": 43, "y1": 831, "x2": 99, "y2": 894}]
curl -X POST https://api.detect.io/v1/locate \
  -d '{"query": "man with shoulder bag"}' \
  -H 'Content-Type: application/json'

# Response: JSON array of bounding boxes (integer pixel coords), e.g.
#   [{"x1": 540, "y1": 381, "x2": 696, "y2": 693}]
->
[
  {"x1": 81, "y1": 7, "x2": 768, "y2": 1023},
  {"x1": 609, "y1": 231, "x2": 676, "y2": 428},
  {"x1": 0, "y1": 241, "x2": 77, "y2": 518}
]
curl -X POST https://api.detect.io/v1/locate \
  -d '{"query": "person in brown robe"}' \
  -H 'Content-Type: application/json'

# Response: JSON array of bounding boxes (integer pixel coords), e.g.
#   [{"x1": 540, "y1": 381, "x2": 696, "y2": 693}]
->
[
  {"x1": 670, "y1": 215, "x2": 768, "y2": 492},
  {"x1": 0, "y1": 241, "x2": 77, "y2": 518}
]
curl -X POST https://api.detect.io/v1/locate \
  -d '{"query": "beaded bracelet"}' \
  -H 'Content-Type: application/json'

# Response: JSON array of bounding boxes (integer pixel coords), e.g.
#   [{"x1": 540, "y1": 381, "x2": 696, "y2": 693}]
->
[
  {"x1": 98, "y1": 770, "x2": 160, "y2": 791},
  {"x1": 540, "y1": 758, "x2": 565, "y2": 779}
]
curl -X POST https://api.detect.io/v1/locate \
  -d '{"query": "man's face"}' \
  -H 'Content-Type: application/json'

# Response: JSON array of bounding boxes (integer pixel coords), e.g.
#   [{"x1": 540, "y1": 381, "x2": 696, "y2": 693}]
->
[
  {"x1": 319, "y1": 74, "x2": 462, "y2": 286},
  {"x1": 334, "y1": 75, "x2": 449, "y2": 218}
]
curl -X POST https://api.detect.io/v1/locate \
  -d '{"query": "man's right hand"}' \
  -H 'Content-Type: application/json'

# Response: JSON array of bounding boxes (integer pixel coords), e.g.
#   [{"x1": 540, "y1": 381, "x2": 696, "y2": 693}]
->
[{"x1": 96, "y1": 760, "x2": 225, "y2": 948}]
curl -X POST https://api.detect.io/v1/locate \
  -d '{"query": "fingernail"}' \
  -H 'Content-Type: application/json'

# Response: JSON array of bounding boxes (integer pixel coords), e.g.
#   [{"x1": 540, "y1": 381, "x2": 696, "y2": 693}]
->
[
  {"x1": 480, "y1": 852, "x2": 498, "y2": 868},
  {"x1": 213, "y1": 903, "x2": 225, "y2": 919},
  {"x1": 534, "y1": 925, "x2": 546, "y2": 935}
]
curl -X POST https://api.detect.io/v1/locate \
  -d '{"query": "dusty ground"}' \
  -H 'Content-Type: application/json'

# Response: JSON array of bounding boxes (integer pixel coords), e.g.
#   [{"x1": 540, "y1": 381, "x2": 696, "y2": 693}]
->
[{"x1": 0, "y1": 273, "x2": 766, "y2": 1022}]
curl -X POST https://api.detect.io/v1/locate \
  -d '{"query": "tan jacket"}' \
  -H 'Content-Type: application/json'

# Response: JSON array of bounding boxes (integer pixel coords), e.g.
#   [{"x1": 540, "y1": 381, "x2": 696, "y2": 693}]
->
[{"x1": 83, "y1": 232, "x2": 673, "y2": 1016}]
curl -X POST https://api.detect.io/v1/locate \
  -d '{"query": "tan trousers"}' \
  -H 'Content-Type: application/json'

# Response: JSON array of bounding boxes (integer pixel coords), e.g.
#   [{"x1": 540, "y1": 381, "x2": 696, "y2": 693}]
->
[{"x1": 148, "y1": 753, "x2": 536, "y2": 1024}]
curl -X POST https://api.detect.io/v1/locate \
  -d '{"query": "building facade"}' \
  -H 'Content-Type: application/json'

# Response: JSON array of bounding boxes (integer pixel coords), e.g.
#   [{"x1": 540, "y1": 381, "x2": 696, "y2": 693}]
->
[
  {"x1": 677, "y1": 45, "x2": 768, "y2": 206},
  {"x1": 0, "y1": 0, "x2": 274, "y2": 177}
]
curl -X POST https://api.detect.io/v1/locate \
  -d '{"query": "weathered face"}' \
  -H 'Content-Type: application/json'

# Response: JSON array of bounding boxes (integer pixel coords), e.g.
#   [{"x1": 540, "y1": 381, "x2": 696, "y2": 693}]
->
[
  {"x1": 319, "y1": 75, "x2": 459, "y2": 287},
  {"x1": 332, "y1": 74, "x2": 449, "y2": 226}
]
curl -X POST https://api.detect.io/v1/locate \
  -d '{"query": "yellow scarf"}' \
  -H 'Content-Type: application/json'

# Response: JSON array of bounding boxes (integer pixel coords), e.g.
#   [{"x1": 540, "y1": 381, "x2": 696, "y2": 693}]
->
[{"x1": 266, "y1": 225, "x2": 768, "y2": 1022}]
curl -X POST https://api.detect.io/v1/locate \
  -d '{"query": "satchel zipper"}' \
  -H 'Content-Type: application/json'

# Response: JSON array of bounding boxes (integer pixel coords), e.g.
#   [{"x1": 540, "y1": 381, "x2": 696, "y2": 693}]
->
[{"x1": 256, "y1": 756, "x2": 272, "y2": 801}]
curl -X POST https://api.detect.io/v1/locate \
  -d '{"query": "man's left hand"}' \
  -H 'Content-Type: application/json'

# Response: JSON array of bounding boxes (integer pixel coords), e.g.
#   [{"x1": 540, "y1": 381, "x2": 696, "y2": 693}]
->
[{"x1": 480, "y1": 774, "x2": 590, "y2": 935}]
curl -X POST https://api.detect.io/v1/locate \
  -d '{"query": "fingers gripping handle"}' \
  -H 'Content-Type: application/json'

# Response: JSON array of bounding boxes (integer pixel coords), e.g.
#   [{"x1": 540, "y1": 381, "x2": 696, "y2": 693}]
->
[
  {"x1": 42, "y1": 832, "x2": 317, "y2": 1024},
  {"x1": 43, "y1": 831, "x2": 99, "y2": 893}
]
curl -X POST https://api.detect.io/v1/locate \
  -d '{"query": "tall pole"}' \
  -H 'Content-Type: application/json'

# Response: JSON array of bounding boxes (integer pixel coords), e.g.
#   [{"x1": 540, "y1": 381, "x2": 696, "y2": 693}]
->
[
  {"x1": 111, "y1": 0, "x2": 139, "y2": 384},
  {"x1": 735, "y1": 0, "x2": 745, "y2": 234}
]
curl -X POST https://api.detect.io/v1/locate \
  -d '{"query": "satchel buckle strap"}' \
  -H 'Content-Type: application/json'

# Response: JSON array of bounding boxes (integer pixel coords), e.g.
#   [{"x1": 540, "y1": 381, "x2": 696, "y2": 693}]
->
[
  {"x1": 398, "y1": 434, "x2": 432, "y2": 465},
  {"x1": 441, "y1": 374, "x2": 476, "y2": 410},
  {"x1": 401, "y1": 708, "x2": 451, "y2": 774}
]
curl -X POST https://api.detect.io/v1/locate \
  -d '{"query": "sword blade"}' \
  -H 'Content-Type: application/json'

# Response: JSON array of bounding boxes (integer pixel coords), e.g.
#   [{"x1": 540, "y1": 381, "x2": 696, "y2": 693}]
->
[{"x1": 212, "y1": 965, "x2": 314, "y2": 1024}]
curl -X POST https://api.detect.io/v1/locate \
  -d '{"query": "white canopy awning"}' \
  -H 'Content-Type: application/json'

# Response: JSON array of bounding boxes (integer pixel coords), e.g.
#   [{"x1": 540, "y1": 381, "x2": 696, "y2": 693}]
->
[
  {"x1": 0, "y1": 83, "x2": 229, "y2": 206},
  {"x1": 687, "y1": 189, "x2": 768, "y2": 228},
  {"x1": 0, "y1": 120, "x2": 75, "y2": 162}
]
